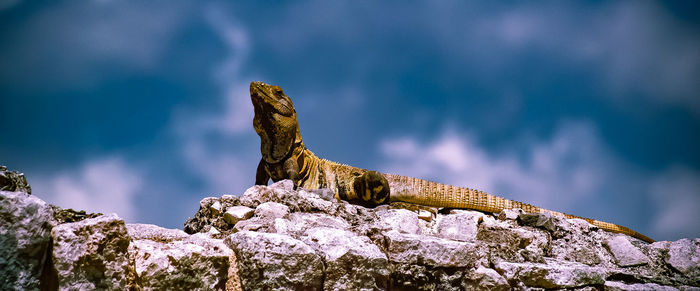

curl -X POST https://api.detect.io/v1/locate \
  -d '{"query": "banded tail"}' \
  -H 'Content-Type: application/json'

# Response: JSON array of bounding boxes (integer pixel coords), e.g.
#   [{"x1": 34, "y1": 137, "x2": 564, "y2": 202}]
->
[{"x1": 384, "y1": 174, "x2": 654, "y2": 243}]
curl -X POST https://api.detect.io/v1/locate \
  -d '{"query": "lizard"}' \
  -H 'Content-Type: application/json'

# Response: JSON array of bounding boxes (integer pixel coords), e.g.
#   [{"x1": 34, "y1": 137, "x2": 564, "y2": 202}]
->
[{"x1": 250, "y1": 81, "x2": 654, "y2": 243}]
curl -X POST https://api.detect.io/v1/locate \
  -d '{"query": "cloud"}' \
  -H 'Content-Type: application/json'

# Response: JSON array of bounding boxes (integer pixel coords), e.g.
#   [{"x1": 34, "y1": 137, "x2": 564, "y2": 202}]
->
[
  {"x1": 649, "y1": 167, "x2": 700, "y2": 240},
  {"x1": 0, "y1": 1, "x2": 192, "y2": 88},
  {"x1": 33, "y1": 157, "x2": 142, "y2": 222},
  {"x1": 169, "y1": 3, "x2": 259, "y2": 196},
  {"x1": 379, "y1": 121, "x2": 700, "y2": 240},
  {"x1": 204, "y1": 5, "x2": 254, "y2": 134},
  {"x1": 0, "y1": 0, "x2": 20, "y2": 11},
  {"x1": 379, "y1": 122, "x2": 611, "y2": 210},
  {"x1": 479, "y1": 2, "x2": 700, "y2": 112}
]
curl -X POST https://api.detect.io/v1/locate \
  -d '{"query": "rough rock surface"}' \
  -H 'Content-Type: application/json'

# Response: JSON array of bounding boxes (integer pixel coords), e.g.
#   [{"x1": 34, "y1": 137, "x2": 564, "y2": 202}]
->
[
  {"x1": 51, "y1": 213, "x2": 137, "y2": 290},
  {"x1": 0, "y1": 190, "x2": 54, "y2": 290},
  {"x1": 188, "y1": 180, "x2": 700, "y2": 290},
  {"x1": 128, "y1": 223, "x2": 234, "y2": 290},
  {"x1": 4, "y1": 171, "x2": 700, "y2": 290},
  {"x1": 0, "y1": 165, "x2": 32, "y2": 194}
]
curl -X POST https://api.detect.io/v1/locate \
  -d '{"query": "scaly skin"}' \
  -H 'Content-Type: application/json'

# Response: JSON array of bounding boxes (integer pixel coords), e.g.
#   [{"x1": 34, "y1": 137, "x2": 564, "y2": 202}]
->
[{"x1": 250, "y1": 81, "x2": 654, "y2": 243}]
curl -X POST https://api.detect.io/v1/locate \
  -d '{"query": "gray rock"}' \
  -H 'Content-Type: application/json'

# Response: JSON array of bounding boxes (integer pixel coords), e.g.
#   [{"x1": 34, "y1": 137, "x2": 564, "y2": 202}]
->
[
  {"x1": 498, "y1": 208, "x2": 524, "y2": 221},
  {"x1": 209, "y1": 201, "x2": 222, "y2": 216},
  {"x1": 436, "y1": 210, "x2": 482, "y2": 241},
  {"x1": 667, "y1": 238, "x2": 700, "y2": 281},
  {"x1": 463, "y1": 266, "x2": 510, "y2": 291},
  {"x1": 184, "y1": 195, "x2": 240, "y2": 235},
  {"x1": 301, "y1": 227, "x2": 389, "y2": 290},
  {"x1": 477, "y1": 216, "x2": 550, "y2": 263},
  {"x1": 604, "y1": 235, "x2": 650, "y2": 267},
  {"x1": 127, "y1": 223, "x2": 190, "y2": 242},
  {"x1": 254, "y1": 201, "x2": 290, "y2": 219},
  {"x1": 518, "y1": 212, "x2": 557, "y2": 232},
  {"x1": 375, "y1": 208, "x2": 422, "y2": 235},
  {"x1": 223, "y1": 206, "x2": 254, "y2": 225},
  {"x1": 128, "y1": 224, "x2": 232, "y2": 290},
  {"x1": 0, "y1": 166, "x2": 32, "y2": 194},
  {"x1": 384, "y1": 231, "x2": 484, "y2": 268},
  {"x1": 225, "y1": 231, "x2": 324, "y2": 290},
  {"x1": 604, "y1": 281, "x2": 679, "y2": 290},
  {"x1": 51, "y1": 214, "x2": 137, "y2": 290},
  {"x1": 495, "y1": 259, "x2": 607, "y2": 289},
  {"x1": 0, "y1": 191, "x2": 55, "y2": 290}
]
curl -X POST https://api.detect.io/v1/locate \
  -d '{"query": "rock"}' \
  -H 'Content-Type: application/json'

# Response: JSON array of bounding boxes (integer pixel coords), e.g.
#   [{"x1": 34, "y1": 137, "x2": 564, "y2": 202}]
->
[
  {"x1": 225, "y1": 231, "x2": 324, "y2": 290},
  {"x1": 254, "y1": 201, "x2": 290, "y2": 219},
  {"x1": 498, "y1": 208, "x2": 523, "y2": 221},
  {"x1": 436, "y1": 210, "x2": 482, "y2": 242},
  {"x1": 604, "y1": 235, "x2": 650, "y2": 267},
  {"x1": 518, "y1": 212, "x2": 557, "y2": 232},
  {"x1": 0, "y1": 165, "x2": 32, "y2": 194},
  {"x1": 374, "y1": 208, "x2": 422, "y2": 235},
  {"x1": 495, "y1": 259, "x2": 607, "y2": 289},
  {"x1": 209, "y1": 201, "x2": 222, "y2": 216},
  {"x1": 477, "y1": 216, "x2": 550, "y2": 263},
  {"x1": 301, "y1": 227, "x2": 389, "y2": 290},
  {"x1": 184, "y1": 195, "x2": 240, "y2": 235},
  {"x1": 0, "y1": 191, "x2": 55, "y2": 290},
  {"x1": 667, "y1": 239, "x2": 700, "y2": 282},
  {"x1": 383, "y1": 231, "x2": 483, "y2": 268},
  {"x1": 463, "y1": 266, "x2": 510, "y2": 291},
  {"x1": 223, "y1": 206, "x2": 254, "y2": 225},
  {"x1": 50, "y1": 205, "x2": 102, "y2": 224},
  {"x1": 51, "y1": 214, "x2": 137, "y2": 290},
  {"x1": 604, "y1": 281, "x2": 679, "y2": 290},
  {"x1": 127, "y1": 224, "x2": 233, "y2": 290}
]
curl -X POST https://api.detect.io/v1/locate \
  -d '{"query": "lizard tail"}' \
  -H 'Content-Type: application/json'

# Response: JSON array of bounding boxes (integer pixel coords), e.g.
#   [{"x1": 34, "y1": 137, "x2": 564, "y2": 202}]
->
[{"x1": 384, "y1": 174, "x2": 654, "y2": 243}]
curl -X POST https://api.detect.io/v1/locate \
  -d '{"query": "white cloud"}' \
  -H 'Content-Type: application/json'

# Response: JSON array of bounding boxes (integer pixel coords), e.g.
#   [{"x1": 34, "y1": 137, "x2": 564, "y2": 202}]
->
[
  {"x1": 380, "y1": 122, "x2": 610, "y2": 210},
  {"x1": 34, "y1": 157, "x2": 142, "y2": 222},
  {"x1": 203, "y1": 5, "x2": 253, "y2": 134},
  {"x1": 650, "y1": 167, "x2": 700, "y2": 240},
  {"x1": 170, "y1": 3, "x2": 259, "y2": 196}
]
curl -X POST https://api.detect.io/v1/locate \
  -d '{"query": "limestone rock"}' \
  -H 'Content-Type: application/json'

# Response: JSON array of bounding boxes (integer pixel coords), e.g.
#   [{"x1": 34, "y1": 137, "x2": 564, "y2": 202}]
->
[
  {"x1": 604, "y1": 281, "x2": 680, "y2": 290},
  {"x1": 0, "y1": 165, "x2": 32, "y2": 194},
  {"x1": 383, "y1": 231, "x2": 483, "y2": 268},
  {"x1": 374, "y1": 208, "x2": 422, "y2": 235},
  {"x1": 436, "y1": 210, "x2": 482, "y2": 242},
  {"x1": 184, "y1": 194, "x2": 240, "y2": 235},
  {"x1": 667, "y1": 239, "x2": 700, "y2": 284},
  {"x1": 223, "y1": 206, "x2": 254, "y2": 225},
  {"x1": 463, "y1": 266, "x2": 510, "y2": 291},
  {"x1": 301, "y1": 227, "x2": 389, "y2": 290},
  {"x1": 604, "y1": 235, "x2": 650, "y2": 267},
  {"x1": 495, "y1": 259, "x2": 607, "y2": 289},
  {"x1": 225, "y1": 231, "x2": 324, "y2": 290},
  {"x1": 477, "y1": 216, "x2": 550, "y2": 264},
  {"x1": 127, "y1": 224, "x2": 232, "y2": 290},
  {"x1": 498, "y1": 208, "x2": 523, "y2": 221},
  {"x1": 0, "y1": 191, "x2": 55, "y2": 290},
  {"x1": 51, "y1": 214, "x2": 137, "y2": 290}
]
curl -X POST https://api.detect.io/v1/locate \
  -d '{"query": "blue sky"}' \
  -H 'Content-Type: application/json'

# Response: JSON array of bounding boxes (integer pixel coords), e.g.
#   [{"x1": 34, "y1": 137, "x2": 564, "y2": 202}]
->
[{"x1": 1, "y1": 1, "x2": 698, "y2": 241}]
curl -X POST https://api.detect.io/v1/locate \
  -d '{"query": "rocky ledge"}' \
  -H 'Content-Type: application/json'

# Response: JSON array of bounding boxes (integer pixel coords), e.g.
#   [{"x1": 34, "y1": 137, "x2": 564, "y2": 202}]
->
[{"x1": 2, "y1": 170, "x2": 699, "y2": 290}]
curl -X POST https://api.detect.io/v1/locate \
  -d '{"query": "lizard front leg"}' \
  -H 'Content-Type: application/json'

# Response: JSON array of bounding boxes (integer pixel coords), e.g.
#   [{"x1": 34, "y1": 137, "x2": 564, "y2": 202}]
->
[
  {"x1": 352, "y1": 170, "x2": 390, "y2": 207},
  {"x1": 283, "y1": 158, "x2": 300, "y2": 190},
  {"x1": 255, "y1": 159, "x2": 271, "y2": 185}
]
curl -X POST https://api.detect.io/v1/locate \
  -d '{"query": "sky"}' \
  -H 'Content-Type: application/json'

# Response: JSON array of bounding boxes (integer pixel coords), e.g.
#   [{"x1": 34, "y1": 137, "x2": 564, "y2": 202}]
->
[{"x1": 1, "y1": 1, "x2": 699, "y2": 241}]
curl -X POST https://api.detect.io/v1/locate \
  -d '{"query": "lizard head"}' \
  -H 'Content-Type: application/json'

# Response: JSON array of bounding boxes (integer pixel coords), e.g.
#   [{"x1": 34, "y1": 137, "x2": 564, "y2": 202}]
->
[{"x1": 250, "y1": 81, "x2": 302, "y2": 164}]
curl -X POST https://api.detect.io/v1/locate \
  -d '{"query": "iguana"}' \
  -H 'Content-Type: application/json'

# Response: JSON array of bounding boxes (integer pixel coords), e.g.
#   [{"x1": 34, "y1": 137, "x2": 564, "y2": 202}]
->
[{"x1": 250, "y1": 81, "x2": 654, "y2": 243}]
